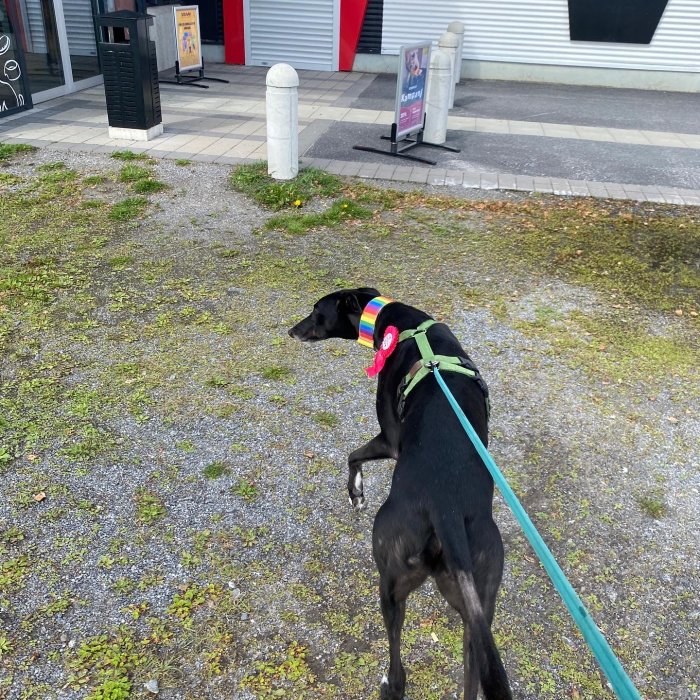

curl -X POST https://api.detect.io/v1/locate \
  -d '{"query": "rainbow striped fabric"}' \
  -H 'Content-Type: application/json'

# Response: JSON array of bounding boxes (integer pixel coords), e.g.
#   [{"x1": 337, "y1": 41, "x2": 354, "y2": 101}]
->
[{"x1": 357, "y1": 296, "x2": 394, "y2": 348}]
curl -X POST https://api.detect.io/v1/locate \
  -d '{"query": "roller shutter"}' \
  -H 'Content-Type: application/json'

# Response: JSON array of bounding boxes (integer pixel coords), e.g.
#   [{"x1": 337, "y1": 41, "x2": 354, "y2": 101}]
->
[
  {"x1": 246, "y1": 0, "x2": 339, "y2": 71},
  {"x1": 380, "y1": 0, "x2": 699, "y2": 72}
]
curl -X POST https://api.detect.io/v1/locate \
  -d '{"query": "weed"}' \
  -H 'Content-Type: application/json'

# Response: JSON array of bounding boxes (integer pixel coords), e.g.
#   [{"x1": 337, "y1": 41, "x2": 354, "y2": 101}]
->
[
  {"x1": 83, "y1": 175, "x2": 107, "y2": 186},
  {"x1": 132, "y1": 178, "x2": 168, "y2": 194},
  {"x1": 637, "y1": 491, "x2": 667, "y2": 519},
  {"x1": 230, "y1": 162, "x2": 342, "y2": 210},
  {"x1": 108, "y1": 197, "x2": 149, "y2": 222},
  {"x1": 261, "y1": 365, "x2": 293, "y2": 381},
  {"x1": 313, "y1": 411, "x2": 339, "y2": 428},
  {"x1": 119, "y1": 165, "x2": 151, "y2": 183},
  {"x1": 0, "y1": 142, "x2": 37, "y2": 161},
  {"x1": 110, "y1": 150, "x2": 148, "y2": 161},
  {"x1": 265, "y1": 198, "x2": 372, "y2": 234},
  {"x1": 134, "y1": 490, "x2": 166, "y2": 524},
  {"x1": 175, "y1": 159, "x2": 192, "y2": 166},
  {"x1": 203, "y1": 461, "x2": 230, "y2": 479},
  {"x1": 232, "y1": 479, "x2": 259, "y2": 502},
  {"x1": 167, "y1": 583, "x2": 207, "y2": 619}
]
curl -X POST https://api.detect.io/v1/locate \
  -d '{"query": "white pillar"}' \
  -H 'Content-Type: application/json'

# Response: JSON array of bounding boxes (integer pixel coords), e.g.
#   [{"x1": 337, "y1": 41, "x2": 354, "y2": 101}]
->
[
  {"x1": 424, "y1": 50, "x2": 452, "y2": 145},
  {"x1": 447, "y1": 21, "x2": 464, "y2": 84},
  {"x1": 437, "y1": 31, "x2": 459, "y2": 109},
  {"x1": 266, "y1": 63, "x2": 299, "y2": 180}
]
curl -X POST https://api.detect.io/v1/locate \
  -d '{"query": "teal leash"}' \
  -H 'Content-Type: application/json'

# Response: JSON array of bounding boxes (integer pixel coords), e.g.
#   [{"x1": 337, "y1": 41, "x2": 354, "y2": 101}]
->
[{"x1": 431, "y1": 365, "x2": 642, "y2": 700}]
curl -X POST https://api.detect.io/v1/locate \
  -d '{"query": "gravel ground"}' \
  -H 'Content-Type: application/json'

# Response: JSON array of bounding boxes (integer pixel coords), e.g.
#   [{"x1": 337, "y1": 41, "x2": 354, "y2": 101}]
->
[{"x1": 0, "y1": 149, "x2": 698, "y2": 700}]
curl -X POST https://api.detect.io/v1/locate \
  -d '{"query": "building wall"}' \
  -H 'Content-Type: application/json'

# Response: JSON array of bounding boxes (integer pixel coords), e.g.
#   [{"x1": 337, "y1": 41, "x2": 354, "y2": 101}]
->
[{"x1": 355, "y1": 0, "x2": 700, "y2": 91}]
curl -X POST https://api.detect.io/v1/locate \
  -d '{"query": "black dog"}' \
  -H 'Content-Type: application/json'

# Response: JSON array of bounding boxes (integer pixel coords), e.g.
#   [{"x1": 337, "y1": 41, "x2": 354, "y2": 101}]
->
[{"x1": 289, "y1": 288, "x2": 512, "y2": 700}]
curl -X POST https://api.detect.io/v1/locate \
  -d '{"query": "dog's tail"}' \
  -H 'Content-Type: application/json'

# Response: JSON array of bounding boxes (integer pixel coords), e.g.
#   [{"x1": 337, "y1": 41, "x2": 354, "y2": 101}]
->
[{"x1": 432, "y1": 516, "x2": 512, "y2": 700}]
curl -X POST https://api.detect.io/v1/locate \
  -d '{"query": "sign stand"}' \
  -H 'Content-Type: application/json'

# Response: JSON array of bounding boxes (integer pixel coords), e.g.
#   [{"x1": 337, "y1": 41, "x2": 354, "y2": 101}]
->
[
  {"x1": 354, "y1": 117, "x2": 459, "y2": 165},
  {"x1": 159, "y1": 5, "x2": 229, "y2": 89},
  {"x1": 159, "y1": 59, "x2": 229, "y2": 90},
  {"x1": 353, "y1": 42, "x2": 459, "y2": 165}
]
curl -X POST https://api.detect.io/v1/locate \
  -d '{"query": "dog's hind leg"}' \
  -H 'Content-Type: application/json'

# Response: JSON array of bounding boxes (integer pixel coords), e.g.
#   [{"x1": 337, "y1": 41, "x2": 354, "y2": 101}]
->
[
  {"x1": 347, "y1": 433, "x2": 393, "y2": 511},
  {"x1": 435, "y1": 571, "x2": 480, "y2": 700},
  {"x1": 378, "y1": 576, "x2": 407, "y2": 700}
]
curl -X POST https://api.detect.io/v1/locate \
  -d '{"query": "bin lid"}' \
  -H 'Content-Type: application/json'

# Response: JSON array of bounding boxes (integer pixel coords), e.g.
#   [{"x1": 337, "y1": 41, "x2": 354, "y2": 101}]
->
[{"x1": 96, "y1": 10, "x2": 153, "y2": 28}]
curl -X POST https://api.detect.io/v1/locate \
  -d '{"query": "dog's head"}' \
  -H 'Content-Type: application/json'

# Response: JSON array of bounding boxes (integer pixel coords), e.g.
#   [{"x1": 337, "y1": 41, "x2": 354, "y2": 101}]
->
[{"x1": 288, "y1": 287, "x2": 381, "y2": 342}]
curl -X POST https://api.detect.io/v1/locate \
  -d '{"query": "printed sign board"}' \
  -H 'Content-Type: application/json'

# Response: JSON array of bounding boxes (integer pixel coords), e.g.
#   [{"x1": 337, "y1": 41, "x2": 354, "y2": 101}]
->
[
  {"x1": 394, "y1": 42, "x2": 430, "y2": 138},
  {"x1": 173, "y1": 5, "x2": 202, "y2": 72}
]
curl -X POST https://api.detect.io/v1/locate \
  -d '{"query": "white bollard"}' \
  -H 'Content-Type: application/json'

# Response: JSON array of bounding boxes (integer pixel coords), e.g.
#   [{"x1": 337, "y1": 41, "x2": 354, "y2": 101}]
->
[
  {"x1": 424, "y1": 50, "x2": 452, "y2": 145},
  {"x1": 437, "y1": 31, "x2": 459, "y2": 109},
  {"x1": 447, "y1": 21, "x2": 465, "y2": 85},
  {"x1": 266, "y1": 63, "x2": 299, "y2": 180}
]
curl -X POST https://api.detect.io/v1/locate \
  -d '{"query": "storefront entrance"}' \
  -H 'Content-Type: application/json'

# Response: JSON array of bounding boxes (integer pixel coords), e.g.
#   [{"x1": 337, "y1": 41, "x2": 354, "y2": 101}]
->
[{"x1": 3, "y1": 0, "x2": 101, "y2": 107}]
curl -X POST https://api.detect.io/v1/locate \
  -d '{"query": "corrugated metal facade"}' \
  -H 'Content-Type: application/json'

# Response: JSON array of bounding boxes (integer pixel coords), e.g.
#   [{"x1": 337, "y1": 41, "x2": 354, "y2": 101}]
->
[
  {"x1": 379, "y1": 0, "x2": 699, "y2": 72},
  {"x1": 245, "y1": 0, "x2": 339, "y2": 71}
]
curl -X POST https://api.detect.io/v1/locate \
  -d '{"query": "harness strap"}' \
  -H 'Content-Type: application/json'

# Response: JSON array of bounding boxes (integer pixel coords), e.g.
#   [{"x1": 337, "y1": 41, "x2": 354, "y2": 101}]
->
[{"x1": 397, "y1": 320, "x2": 483, "y2": 410}]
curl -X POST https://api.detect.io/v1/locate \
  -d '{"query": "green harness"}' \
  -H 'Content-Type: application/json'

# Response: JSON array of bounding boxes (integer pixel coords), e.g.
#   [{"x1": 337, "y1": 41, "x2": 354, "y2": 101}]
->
[{"x1": 397, "y1": 320, "x2": 489, "y2": 417}]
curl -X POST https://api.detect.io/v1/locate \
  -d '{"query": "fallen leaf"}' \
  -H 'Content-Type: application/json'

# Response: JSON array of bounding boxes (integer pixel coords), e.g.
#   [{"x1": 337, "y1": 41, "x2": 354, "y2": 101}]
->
[
  {"x1": 33, "y1": 492, "x2": 46, "y2": 502},
  {"x1": 304, "y1": 451, "x2": 315, "y2": 459},
  {"x1": 675, "y1": 309, "x2": 684, "y2": 316},
  {"x1": 667, "y1": 416, "x2": 678, "y2": 424},
  {"x1": 26, "y1": 454, "x2": 39, "y2": 462},
  {"x1": 430, "y1": 632, "x2": 439, "y2": 643}
]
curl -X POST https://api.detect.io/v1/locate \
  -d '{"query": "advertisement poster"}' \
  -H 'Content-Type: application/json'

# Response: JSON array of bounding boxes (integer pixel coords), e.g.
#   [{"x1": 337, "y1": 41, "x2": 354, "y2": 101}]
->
[
  {"x1": 174, "y1": 5, "x2": 202, "y2": 72},
  {"x1": 395, "y1": 43, "x2": 430, "y2": 138}
]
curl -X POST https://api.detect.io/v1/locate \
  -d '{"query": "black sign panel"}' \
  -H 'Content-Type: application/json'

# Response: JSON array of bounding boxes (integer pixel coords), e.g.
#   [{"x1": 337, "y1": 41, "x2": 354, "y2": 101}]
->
[
  {"x1": 1, "y1": 4, "x2": 32, "y2": 117},
  {"x1": 568, "y1": 0, "x2": 670, "y2": 44}
]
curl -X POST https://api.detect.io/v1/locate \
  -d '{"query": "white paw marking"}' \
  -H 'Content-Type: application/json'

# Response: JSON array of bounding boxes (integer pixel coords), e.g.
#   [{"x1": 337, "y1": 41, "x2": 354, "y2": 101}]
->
[{"x1": 354, "y1": 473, "x2": 363, "y2": 492}]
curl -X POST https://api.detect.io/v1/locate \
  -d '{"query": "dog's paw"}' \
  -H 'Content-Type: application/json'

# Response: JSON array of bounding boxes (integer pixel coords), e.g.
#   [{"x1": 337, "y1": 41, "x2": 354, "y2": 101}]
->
[
  {"x1": 379, "y1": 675, "x2": 407, "y2": 700},
  {"x1": 349, "y1": 494, "x2": 367, "y2": 512}
]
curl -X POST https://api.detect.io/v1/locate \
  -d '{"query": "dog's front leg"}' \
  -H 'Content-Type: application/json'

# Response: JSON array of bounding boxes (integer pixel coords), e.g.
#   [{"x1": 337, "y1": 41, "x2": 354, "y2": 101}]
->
[{"x1": 347, "y1": 433, "x2": 393, "y2": 511}]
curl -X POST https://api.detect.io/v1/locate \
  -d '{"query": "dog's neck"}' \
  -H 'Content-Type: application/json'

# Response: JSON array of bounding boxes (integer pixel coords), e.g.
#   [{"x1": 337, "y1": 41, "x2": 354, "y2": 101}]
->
[{"x1": 359, "y1": 298, "x2": 432, "y2": 350}]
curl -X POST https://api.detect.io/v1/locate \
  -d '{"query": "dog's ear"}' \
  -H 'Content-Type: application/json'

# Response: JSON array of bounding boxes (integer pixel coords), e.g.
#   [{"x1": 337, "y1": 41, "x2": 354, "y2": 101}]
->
[{"x1": 342, "y1": 293, "x2": 363, "y2": 315}]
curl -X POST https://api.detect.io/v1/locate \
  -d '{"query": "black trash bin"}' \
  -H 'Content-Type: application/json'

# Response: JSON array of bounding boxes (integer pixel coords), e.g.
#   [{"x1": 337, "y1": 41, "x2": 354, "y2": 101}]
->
[{"x1": 97, "y1": 10, "x2": 162, "y2": 133}]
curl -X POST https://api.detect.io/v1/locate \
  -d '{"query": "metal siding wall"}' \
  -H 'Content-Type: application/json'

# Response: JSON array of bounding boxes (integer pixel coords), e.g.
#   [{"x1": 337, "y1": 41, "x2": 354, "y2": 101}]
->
[
  {"x1": 248, "y1": 0, "x2": 337, "y2": 70},
  {"x1": 381, "y1": 0, "x2": 699, "y2": 72}
]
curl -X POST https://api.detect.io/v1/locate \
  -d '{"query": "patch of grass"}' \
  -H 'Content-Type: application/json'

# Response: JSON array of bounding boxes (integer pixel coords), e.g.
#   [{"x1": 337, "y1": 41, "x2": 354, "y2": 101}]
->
[
  {"x1": 491, "y1": 199, "x2": 700, "y2": 315},
  {"x1": 637, "y1": 491, "x2": 667, "y2": 519},
  {"x1": 203, "y1": 461, "x2": 230, "y2": 480},
  {"x1": 110, "y1": 150, "x2": 148, "y2": 161},
  {"x1": 313, "y1": 411, "x2": 340, "y2": 428},
  {"x1": 0, "y1": 142, "x2": 37, "y2": 161},
  {"x1": 108, "y1": 196, "x2": 149, "y2": 222},
  {"x1": 265, "y1": 198, "x2": 373, "y2": 234},
  {"x1": 119, "y1": 164, "x2": 151, "y2": 183},
  {"x1": 134, "y1": 490, "x2": 166, "y2": 524},
  {"x1": 83, "y1": 175, "x2": 107, "y2": 186},
  {"x1": 0, "y1": 173, "x2": 23, "y2": 186},
  {"x1": 132, "y1": 178, "x2": 168, "y2": 194},
  {"x1": 175, "y1": 159, "x2": 191, "y2": 166},
  {"x1": 232, "y1": 479, "x2": 259, "y2": 502},
  {"x1": 261, "y1": 365, "x2": 293, "y2": 381},
  {"x1": 230, "y1": 161, "x2": 342, "y2": 210},
  {"x1": 37, "y1": 161, "x2": 66, "y2": 171}
]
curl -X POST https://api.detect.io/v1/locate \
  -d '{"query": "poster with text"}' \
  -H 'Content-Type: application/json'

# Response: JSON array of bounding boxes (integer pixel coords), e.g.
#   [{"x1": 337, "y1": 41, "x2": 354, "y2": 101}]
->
[
  {"x1": 174, "y1": 5, "x2": 202, "y2": 72},
  {"x1": 394, "y1": 43, "x2": 430, "y2": 138}
]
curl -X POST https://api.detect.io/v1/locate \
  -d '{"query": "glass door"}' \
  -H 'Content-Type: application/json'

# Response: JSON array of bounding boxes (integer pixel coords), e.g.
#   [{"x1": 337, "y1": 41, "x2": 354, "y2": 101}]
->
[
  {"x1": 62, "y1": 0, "x2": 99, "y2": 82},
  {"x1": 9, "y1": 0, "x2": 66, "y2": 94},
  {"x1": 5, "y1": 0, "x2": 102, "y2": 103}
]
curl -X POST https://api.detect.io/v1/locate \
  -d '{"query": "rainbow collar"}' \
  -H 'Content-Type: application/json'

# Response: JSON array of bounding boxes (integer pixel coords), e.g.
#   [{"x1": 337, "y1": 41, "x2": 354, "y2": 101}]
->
[{"x1": 358, "y1": 296, "x2": 394, "y2": 348}]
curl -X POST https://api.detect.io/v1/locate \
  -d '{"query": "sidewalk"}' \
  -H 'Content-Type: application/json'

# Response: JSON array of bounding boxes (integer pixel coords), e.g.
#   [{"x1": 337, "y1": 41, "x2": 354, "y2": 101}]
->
[{"x1": 1, "y1": 64, "x2": 699, "y2": 205}]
